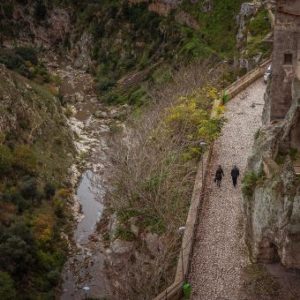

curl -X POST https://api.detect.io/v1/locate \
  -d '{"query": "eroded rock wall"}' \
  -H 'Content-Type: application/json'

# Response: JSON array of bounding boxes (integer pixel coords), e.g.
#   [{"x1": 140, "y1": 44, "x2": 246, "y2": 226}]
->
[{"x1": 244, "y1": 78, "x2": 300, "y2": 269}]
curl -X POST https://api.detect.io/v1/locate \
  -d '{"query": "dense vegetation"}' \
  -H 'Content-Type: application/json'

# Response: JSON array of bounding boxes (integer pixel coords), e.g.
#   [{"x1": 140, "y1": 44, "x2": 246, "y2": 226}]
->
[
  {"x1": 0, "y1": 0, "x2": 270, "y2": 107},
  {"x1": 243, "y1": 8, "x2": 272, "y2": 59},
  {"x1": 0, "y1": 66, "x2": 75, "y2": 299},
  {"x1": 0, "y1": 47, "x2": 51, "y2": 83},
  {"x1": 69, "y1": 0, "x2": 246, "y2": 105},
  {"x1": 105, "y1": 61, "x2": 226, "y2": 298}
]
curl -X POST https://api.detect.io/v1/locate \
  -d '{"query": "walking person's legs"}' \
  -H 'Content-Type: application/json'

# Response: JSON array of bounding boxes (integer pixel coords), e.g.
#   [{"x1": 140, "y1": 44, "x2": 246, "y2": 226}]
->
[{"x1": 232, "y1": 177, "x2": 237, "y2": 187}]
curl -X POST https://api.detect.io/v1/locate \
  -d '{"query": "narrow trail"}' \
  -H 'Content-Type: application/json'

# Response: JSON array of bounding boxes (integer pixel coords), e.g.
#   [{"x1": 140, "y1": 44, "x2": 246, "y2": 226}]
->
[{"x1": 189, "y1": 79, "x2": 266, "y2": 300}]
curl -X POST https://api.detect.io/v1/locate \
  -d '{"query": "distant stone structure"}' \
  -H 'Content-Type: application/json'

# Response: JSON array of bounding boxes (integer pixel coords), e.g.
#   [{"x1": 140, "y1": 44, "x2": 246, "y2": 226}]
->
[{"x1": 269, "y1": 0, "x2": 300, "y2": 121}]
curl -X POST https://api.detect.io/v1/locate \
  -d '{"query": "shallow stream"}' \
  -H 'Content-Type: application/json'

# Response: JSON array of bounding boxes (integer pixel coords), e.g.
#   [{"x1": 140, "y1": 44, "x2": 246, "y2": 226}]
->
[
  {"x1": 60, "y1": 170, "x2": 110, "y2": 300},
  {"x1": 57, "y1": 70, "x2": 113, "y2": 299}
]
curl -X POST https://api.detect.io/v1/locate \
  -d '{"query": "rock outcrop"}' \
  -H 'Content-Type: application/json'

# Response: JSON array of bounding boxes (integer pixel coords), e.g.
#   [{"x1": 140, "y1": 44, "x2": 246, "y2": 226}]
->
[
  {"x1": 243, "y1": 78, "x2": 300, "y2": 269},
  {"x1": 1, "y1": 3, "x2": 71, "y2": 48},
  {"x1": 235, "y1": 1, "x2": 274, "y2": 72}
]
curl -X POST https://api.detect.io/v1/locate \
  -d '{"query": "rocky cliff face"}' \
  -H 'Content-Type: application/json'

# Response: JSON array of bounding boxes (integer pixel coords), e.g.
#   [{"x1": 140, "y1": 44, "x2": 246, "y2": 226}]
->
[
  {"x1": 243, "y1": 79, "x2": 300, "y2": 269},
  {"x1": 0, "y1": 1, "x2": 71, "y2": 48},
  {"x1": 235, "y1": 1, "x2": 273, "y2": 73}
]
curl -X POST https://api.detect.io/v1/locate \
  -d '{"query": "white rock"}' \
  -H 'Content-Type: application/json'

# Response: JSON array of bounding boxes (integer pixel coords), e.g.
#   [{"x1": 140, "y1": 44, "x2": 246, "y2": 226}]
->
[{"x1": 111, "y1": 239, "x2": 134, "y2": 254}]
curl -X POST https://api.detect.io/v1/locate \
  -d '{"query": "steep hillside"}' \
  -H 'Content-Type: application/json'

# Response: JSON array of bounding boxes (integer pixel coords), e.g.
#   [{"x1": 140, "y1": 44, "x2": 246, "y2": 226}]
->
[
  {"x1": 1, "y1": 0, "x2": 272, "y2": 105},
  {"x1": 0, "y1": 64, "x2": 75, "y2": 299}
]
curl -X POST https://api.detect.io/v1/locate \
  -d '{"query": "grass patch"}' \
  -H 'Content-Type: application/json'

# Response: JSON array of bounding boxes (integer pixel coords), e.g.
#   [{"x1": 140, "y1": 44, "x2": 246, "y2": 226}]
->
[
  {"x1": 242, "y1": 171, "x2": 261, "y2": 197},
  {"x1": 115, "y1": 226, "x2": 136, "y2": 241}
]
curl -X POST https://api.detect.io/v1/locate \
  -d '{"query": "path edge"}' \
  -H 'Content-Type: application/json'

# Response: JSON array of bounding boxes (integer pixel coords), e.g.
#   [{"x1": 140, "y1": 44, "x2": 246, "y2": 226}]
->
[{"x1": 153, "y1": 59, "x2": 270, "y2": 300}]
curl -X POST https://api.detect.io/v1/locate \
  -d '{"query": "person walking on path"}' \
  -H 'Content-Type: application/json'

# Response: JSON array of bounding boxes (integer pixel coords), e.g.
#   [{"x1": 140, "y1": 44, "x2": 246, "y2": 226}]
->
[
  {"x1": 214, "y1": 165, "x2": 224, "y2": 187},
  {"x1": 231, "y1": 165, "x2": 240, "y2": 188}
]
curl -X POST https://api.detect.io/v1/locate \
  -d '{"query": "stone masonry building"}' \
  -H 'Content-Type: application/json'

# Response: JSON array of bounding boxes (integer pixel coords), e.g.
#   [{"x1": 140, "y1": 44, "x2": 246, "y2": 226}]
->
[{"x1": 269, "y1": 0, "x2": 300, "y2": 121}]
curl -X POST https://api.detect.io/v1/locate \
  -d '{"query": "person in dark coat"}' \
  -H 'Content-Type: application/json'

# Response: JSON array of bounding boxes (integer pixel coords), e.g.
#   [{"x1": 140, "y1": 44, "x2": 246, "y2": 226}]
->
[
  {"x1": 214, "y1": 165, "x2": 224, "y2": 187},
  {"x1": 231, "y1": 165, "x2": 240, "y2": 188}
]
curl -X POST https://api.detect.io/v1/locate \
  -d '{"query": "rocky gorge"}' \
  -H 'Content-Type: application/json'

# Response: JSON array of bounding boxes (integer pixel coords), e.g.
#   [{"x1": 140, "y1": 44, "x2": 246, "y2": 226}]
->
[{"x1": 0, "y1": 0, "x2": 283, "y2": 299}]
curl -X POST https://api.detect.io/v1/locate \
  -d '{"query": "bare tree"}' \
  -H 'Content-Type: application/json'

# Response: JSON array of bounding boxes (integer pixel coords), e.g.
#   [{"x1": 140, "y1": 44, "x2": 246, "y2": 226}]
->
[{"x1": 105, "y1": 59, "x2": 227, "y2": 299}]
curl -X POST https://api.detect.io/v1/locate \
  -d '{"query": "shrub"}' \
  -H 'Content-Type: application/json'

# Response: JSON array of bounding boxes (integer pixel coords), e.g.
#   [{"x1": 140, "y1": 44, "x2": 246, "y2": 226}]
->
[
  {"x1": 34, "y1": 0, "x2": 47, "y2": 20},
  {"x1": 222, "y1": 92, "x2": 229, "y2": 104},
  {"x1": 19, "y1": 177, "x2": 38, "y2": 200},
  {"x1": 13, "y1": 145, "x2": 37, "y2": 174},
  {"x1": 2, "y1": 4, "x2": 14, "y2": 18},
  {"x1": 33, "y1": 212, "x2": 54, "y2": 246},
  {"x1": 248, "y1": 9, "x2": 271, "y2": 37},
  {"x1": 53, "y1": 198, "x2": 65, "y2": 218},
  {"x1": 254, "y1": 129, "x2": 260, "y2": 140},
  {"x1": 0, "y1": 202, "x2": 17, "y2": 226},
  {"x1": 0, "y1": 48, "x2": 41, "y2": 79},
  {"x1": 115, "y1": 226, "x2": 136, "y2": 241},
  {"x1": 129, "y1": 86, "x2": 148, "y2": 106},
  {"x1": 3, "y1": 190, "x2": 29, "y2": 213},
  {"x1": 289, "y1": 147, "x2": 298, "y2": 161},
  {"x1": 44, "y1": 183, "x2": 56, "y2": 200},
  {"x1": 15, "y1": 47, "x2": 38, "y2": 65},
  {"x1": 166, "y1": 88, "x2": 223, "y2": 144},
  {"x1": 46, "y1": 269, "x2": 60, "y2": 286},
  {"x1": 0, "y1": 50, "x2": 23, "y2": 71},
  {"x1": 0, "y1": 145, "x2": 13, "y2": 175},
  {"x1": 0, "y1": 272, "x2": 16, "y2": 300},
  {"x1": 0, "y1": 235, "x2": 35, "y2": 275},
  {"x1": 242, "y1": 171, "x2": 258, "y2": 197},
  {"x1": 96, "y1": 77, "x2": 116, "y2": 92},
  {"x1": 52, "y1": 188, "x2": 71, "y2": 218}
]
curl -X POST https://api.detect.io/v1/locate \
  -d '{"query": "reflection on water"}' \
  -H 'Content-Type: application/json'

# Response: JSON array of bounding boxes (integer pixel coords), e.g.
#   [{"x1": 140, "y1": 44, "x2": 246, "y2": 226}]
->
[
  {"x1": 60, "y1": 170, "x2": 110, "y2": 300},
  {"x1": 75, "y1": 170, "x2": 104, "y2": 245}
]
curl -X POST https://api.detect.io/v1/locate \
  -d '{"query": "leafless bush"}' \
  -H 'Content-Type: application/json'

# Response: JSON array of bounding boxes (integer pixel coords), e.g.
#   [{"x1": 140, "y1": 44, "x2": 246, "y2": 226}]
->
[{"x1": 106, "y1": 59, "x2": 227, "y2": 299}]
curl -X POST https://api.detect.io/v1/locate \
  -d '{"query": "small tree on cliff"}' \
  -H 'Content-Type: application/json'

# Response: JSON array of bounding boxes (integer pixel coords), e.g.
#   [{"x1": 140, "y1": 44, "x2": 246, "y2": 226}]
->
[{"x1": 34, "y1": 0, "x2": 47, "y2": 21}]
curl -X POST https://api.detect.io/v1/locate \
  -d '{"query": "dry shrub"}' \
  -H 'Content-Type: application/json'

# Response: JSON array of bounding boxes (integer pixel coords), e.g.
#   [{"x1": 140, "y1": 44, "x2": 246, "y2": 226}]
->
[{"x1": 106, "y1": 59, "x2": 226, "y2": 299}]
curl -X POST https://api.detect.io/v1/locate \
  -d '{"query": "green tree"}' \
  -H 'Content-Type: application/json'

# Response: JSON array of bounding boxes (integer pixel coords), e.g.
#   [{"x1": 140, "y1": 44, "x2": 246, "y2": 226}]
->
[
  {"x1": 0, "y1": 145, "x2": 13, "y2": 175},
  {"x1": 13, "y1": 145, "x2": 37, "y2": 174},
  {"x1": 0, "y1": 272, "x2": 16, "y2": 300},
  {"x1": 0, "y1": 235, "x2": 35, "y2": 275},
  {"x1": 34, "y1": 0, "x2": 47, "y2": 20}
]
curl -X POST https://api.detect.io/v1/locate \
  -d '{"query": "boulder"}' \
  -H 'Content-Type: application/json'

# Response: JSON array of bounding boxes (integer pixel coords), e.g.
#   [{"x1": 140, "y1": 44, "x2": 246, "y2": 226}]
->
[
  {"x1": 144, "y1": 232, "x2": 163, "y2": 256},
  {"x1": 111, "y1": 239, "x2": 134, "y2": 254},
  {"x1": 94, "y1": 111, "x2": 109, "y2": 119}
]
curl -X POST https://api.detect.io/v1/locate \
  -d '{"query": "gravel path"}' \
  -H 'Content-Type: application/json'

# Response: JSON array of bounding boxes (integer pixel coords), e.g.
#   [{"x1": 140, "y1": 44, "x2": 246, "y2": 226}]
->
[{"x1": 189, "y1": 79, "x2": 266, "y2": 300}]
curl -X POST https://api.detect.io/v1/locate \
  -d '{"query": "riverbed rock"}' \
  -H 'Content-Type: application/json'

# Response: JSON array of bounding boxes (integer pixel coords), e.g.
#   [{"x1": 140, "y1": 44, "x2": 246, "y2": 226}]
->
[
  {"x1": 111, "y1": 239, "x2": 134, "y2": 254},
  {"x1": 109, "y1": 213, "x2": 120, "y2": 240},
  {"x1": 144, "y1": 233, "x2": 163, "y2": 256},
  {"x1": 94, "y1": 111, "x2": 109, "y2": 119},
  {"x1": 129, "y1": 217, "x2": 140, "y2": 237},
  {"x1": 89, "y1": 234, "x2": 99, "y2": 242},
  {"x1": 72, "y1": 31, "x2": 93, "y2": 71}
]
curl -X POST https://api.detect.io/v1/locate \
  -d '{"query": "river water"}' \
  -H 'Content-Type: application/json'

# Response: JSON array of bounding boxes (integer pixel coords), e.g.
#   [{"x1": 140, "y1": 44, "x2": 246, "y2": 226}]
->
[
  {"x1": 60, "y1": 170, "x2": 110, "y2": 300},
  {"x1": 46, "y1": 62, "x2": 120, "y2": 299}
]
